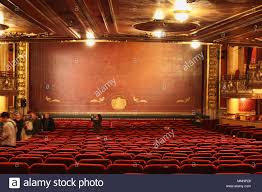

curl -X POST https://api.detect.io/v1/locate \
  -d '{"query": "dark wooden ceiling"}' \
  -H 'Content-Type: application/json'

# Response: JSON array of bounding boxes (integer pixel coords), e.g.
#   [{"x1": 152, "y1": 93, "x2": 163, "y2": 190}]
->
[{"x1": 0, "y1": 0, "x2": 261, "y2": 45}]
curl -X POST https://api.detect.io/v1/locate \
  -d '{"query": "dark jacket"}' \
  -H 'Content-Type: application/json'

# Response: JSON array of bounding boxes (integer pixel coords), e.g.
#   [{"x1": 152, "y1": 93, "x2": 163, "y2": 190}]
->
[
  {"x1": 32, "y1": 118, "x2": 43, "y2": 135},
  {"x1": 14, "y1": 119, "x2": 25, "y2": 141},
  {"x1": 42, "y1": 117, "x2": 55, "y2": 131}
]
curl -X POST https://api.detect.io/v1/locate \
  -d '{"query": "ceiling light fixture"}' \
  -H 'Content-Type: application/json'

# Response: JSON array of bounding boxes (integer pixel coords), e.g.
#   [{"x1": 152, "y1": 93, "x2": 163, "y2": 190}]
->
[
  {"x1": 190, "y1": 40, "x2": 201, "y2": 49},
  {"x1": 0, "y1": 11, "x2": 9, "y2": 35},
  {"x1": 153, "y1": 9, "x2": 165, "y2": 21},
  {"x1": 153, "y1": 30, "x2": 166, "y2": 38},
  {"x1": 174, "y1": 0, "x2": 191, "y2": 23},
  {"x1": 86, "y1": 32, "x2": 95, "y2": 47}
]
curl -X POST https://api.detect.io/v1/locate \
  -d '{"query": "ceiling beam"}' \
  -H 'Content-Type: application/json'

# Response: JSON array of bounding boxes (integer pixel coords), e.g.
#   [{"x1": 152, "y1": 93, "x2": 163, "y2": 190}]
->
[
  {"x1": 108, "y1": 0, "x2": 119, "y2": 33},
  {"x1": 36, "y1": 0, "x2": 81, "y2": 39},
  {"x1": 0, "y1": 0, "x2": 53, "y2": 33},
  {"x1": 97, "y1": 0, "x2": 111, "y2": 33},
  {"x1": 76, "y1": 0, "x2": 101, "y2": 35},
  {"x1": 194, "y1": 5, "x2": 262, "y2": 41},
  {"x1": 66, "y1": 0, "x2": 91, "y2": 37},
  {"x1": 213, "y1": 23, "x2": 262, "y2": 43}
]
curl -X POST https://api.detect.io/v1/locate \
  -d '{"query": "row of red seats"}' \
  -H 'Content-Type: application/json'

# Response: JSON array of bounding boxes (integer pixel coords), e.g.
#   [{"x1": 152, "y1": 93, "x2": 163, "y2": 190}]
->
[
  {"x1": 0, "y1": 120, "x2": 261, "y2": 174},
  {"x1": 0, "y1": 161, "x2": 262, "y2": 174}
]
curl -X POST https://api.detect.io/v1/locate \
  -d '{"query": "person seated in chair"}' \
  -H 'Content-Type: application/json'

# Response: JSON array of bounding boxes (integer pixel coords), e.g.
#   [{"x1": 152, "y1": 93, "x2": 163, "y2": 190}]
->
[
  {"x1": 28, "y1": 111, "x2": 43, "y2": 135},
  {"x1": 42, "y1": 113, "x2": 55, "y2": 131},
  {"x1": 91, "y1": 114, "x2": 102, "y2": 133}
]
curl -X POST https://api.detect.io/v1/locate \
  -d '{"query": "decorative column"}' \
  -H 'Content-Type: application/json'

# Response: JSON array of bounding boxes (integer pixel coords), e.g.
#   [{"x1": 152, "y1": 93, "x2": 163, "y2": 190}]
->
[
  {"x1": 15, "y1": 42, "x2": 29, "y2": 113},
  {"x1": 206, "y1": 45, "x2": 220, "y2": 119},
  {"x1": 226, "y1": 46, "x2": 244, "y2": 114},
  {"x1": 0, "y1": 43, "x2": 9, "y2": 112}
]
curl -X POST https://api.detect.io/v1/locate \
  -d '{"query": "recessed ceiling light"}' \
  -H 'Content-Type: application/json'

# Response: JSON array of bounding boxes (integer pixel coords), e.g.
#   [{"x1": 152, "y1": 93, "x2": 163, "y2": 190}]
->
[
  {"x1": 86, "y1": 32, "x2": 95, "y2": 47},
  {"x1": 0, "y1": 12, "x2": 4, "y2": 24},
  {"x1": 190, "y1": 40, "x2": 201, "y2": 49},
  {"x1": 153, "y1": 9, "x2": 165, "y2": 21},
  {"x1": 174, "y1": 0, "x2": 191, "y2": 23}
]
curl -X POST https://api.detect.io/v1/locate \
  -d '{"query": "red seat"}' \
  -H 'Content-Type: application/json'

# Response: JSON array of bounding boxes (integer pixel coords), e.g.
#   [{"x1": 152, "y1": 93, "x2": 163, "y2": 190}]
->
[
  {"x1": 191, "y1": 157, "x2": 217, "y2": 162},
  {"x1": 239, "y1": 152, "x2": 261, "y2": 157},
  {"x1": 0, "y1": 153, "x2": 15, "y2": 160},
  {"x1": 0, "y1": 157, "x2": 8, "y2": 162},
  {"x1": 75, "y1": 154, "x2": 103, "y2": 161},
  {"x1": 126, "y1": 149, "x2": 148, "y2": 154},
  {"x1": 214, "y1": 160, "x2": 242, "y2": 166},
  {"x1": 114, "y1": 160, "x2": 146, "y2": 166},
  {"x1": 254, "y1": 163, "x2": 262, "y2": 172},
  {"x1": 79, "y1": 159, "x2": 112, "y2": 167},
  {"x1": 10, "y1": 157, "x2": 43, "y2": 166},
  {"x1": 144, "y1": 164, "x2": 180, "y2": 174},
  {"x1": 180, "y1": 164, "x2": 217, "y2": 174},
  {"x1": 218, "y1": 156, "x2": 245, "y2": 161},
  {"x1": 164, "y1": 153, "x2": 188, "y2": 158},
  {"x1": 105, "y1": 153, "x2": 133, "y2": 162},
  {"x1": 28, "y1": 151, "x2": 52, "y2": 156},
  {"x1": 107, "y1": 164, "x2": 143, "y2": 174},
  {"x1": 134, "y1": 154, "x2": 161, "y2": 161},
  {"x1": 217, "y1": 164, "x2": 254, "y2": 173},
  {"x1": 45, "y1": 157, "x2": 76, "y2": 167},
  {"x1": 104, "y1": 150, "x2": 124, "y2": 154},
  {"x1": 30, "y1": 163, "x2": 67, "y2": 174},
  {"x1": 243, "y1": 159, "x2": 262, "y2": 164},
  {"x1": 189, "y1": 153, "x2": 213, "y2": 158},
  {"x1": 17, "y1": 154, "x2": 45, "y2": 160},
  {"x1": 181, "y1": 159, "x2": 212, "y2": 165},
  {"x1": 0, "y1": 162, "x2": 29, "y2": 174},
  {"x1": 215, "y1": 153, "x2": 238, "y2": 158},
  {"x1": 68, "y1": 164, "x2": 105, "y2": 174},
  {"x1": 246, "y1": 155, "x2": 262, "y2": 159},
  {"x1": 46, "y1": 154, "x2": 74, "y2": 159},
  {"x1": 147, "y1": 159, "x2": 180, "y2": 165}
]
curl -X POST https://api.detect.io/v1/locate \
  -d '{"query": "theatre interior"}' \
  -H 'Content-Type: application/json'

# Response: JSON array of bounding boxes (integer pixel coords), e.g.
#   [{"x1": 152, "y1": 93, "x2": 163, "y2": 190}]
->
[{"x1": 0, "y1": 0, "x2": 261, "y2": 174}]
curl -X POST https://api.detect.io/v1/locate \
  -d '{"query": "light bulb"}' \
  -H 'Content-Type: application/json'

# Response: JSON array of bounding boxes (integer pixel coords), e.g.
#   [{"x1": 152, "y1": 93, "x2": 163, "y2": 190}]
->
[
  {"x1": 191, "y1": 41, "x2": 201, "y2": 49},
  {"x1": 153, "y1": 30, "x2": 166, "y2": 38},
  {"x1": 153, "y1": 9, "x2": 165, "y2": 20},
  {"x1": 86, "y1": 32, "x2": 95, "y2": 47}
]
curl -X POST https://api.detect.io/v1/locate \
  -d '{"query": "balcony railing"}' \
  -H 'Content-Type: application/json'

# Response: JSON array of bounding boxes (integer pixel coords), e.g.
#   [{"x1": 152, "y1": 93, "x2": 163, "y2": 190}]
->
[
  {"x1": 221, "y1": 67, "x2": 262, "y2": 98},
  {"x1": 0, "y1": 71, "x2": 17, "y2": 95}
]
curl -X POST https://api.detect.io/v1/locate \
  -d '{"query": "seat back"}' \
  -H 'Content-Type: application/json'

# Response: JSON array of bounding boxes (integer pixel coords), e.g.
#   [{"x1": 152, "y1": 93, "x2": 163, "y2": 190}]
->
[
  {"x1": 217, "y1": 164, "x2": 254, "y2": 173},
  {"x1": 107, "y1": 164, "x2": 143, "y2": 174},
  {"x1": 180, "y1": 164, "x2": 217, "y2": 174},
  {"x1": 30, "y1": 163, "x2": 67, "y2": 174},
  {"x1": 144, "y1": 164, "x2": 180, "y2": 174},
  {"x1": 68, "y1": 164, "x2": 105, "y2": 174},
  {"x1": 0, "y1": 162, "x2": 29, "y2": 174},
  {"x1": 45, "y1": 157, "x2": 75, "y2": 167},
  {"x1": 10, "y1": 157, "x2": 43, "y2": 166},
  {"x1": 79, "y1": 159, "x2": 112, "y2": 167}
]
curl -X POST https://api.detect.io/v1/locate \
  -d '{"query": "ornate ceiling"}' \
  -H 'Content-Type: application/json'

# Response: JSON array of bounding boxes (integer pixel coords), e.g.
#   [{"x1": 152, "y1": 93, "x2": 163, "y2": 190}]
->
[{"x1": 0, "y1": 0, "x2": 261, "y2": 45}]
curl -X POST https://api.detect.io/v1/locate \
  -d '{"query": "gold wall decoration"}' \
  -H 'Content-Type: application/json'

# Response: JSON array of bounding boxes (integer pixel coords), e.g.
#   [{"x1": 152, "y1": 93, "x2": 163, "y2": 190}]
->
[
  {"x1": 133, "y1": 96, "x2": 148, "y2": 103},
  {"x1": 206, "y1": 45, "x2": 220, "y2": 118},
  {"x1": 15, "y1": 42, "x2": 29, "y2": 110},
  {"x1": 176, "y1": 97, "x2": 191, "y2": 104},
  {"x1": 111, "y1": 96, "x2": 127, "y2": 110},
  {"x1": 90, "y1": 97, "x2": 105, "y2": 103},
  {"x1": 45, "y1": 96, "x2": 61, "y2": 103}
]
